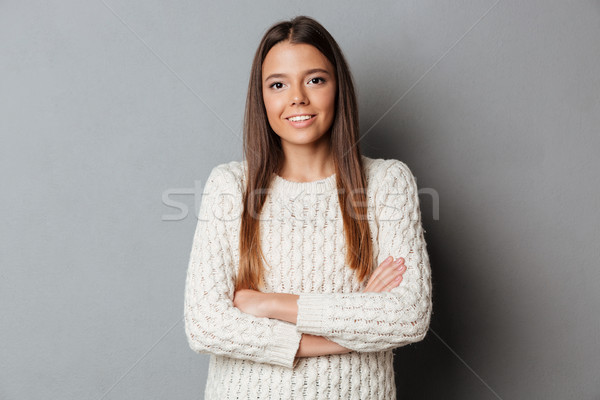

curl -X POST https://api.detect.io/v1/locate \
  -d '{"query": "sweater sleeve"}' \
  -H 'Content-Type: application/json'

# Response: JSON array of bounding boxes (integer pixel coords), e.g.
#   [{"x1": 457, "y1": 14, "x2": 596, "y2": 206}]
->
[
  {"x1": 183, "y1": 165, "x2": 302, "y2": 368},
  {"x1": 295, "y1": 160, "x2": 433, "y2": 352}
]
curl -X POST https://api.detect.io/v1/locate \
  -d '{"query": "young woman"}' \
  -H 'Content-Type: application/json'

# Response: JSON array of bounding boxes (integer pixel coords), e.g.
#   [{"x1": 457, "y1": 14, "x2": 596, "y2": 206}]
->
[{"x1": 184, "y1": 15, "x2": 432, "y2": 400}]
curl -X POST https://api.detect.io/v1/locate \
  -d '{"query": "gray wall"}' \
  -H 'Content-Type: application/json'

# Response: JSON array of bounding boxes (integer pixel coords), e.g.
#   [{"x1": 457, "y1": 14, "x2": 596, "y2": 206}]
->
[{"x1": 1, "y1": 1, "x2": 598, "y2": 399}]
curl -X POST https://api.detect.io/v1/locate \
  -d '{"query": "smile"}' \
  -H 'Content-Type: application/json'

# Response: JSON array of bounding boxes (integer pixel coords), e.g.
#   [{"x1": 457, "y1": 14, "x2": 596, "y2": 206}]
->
[{"x1": 286, "y1": 115, "x2": 316, "y2": 128}]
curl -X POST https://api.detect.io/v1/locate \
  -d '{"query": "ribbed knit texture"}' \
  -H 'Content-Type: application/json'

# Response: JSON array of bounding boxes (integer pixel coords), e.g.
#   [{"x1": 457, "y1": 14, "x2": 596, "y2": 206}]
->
[{"x1": 183, "y1": 155, "x2": 433, "y2": 399}]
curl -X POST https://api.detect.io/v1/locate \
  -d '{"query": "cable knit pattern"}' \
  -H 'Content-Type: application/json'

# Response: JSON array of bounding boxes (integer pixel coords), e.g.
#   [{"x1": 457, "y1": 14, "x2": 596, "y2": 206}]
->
[{"x1": 183, "y1": 155, "x2": 433, "y2": 400}]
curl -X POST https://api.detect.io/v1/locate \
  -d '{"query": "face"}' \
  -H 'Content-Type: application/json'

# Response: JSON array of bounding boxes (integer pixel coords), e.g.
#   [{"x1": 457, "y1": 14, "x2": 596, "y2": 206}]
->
[{"x1": 261, "y1": 41, "x2": 337, "y2": 150}]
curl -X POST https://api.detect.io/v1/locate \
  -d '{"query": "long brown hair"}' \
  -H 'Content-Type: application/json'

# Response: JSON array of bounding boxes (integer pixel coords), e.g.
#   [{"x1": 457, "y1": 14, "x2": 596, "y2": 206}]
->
[{"x1": 236, "y1": 15, "x2": 373, "y2": 291}]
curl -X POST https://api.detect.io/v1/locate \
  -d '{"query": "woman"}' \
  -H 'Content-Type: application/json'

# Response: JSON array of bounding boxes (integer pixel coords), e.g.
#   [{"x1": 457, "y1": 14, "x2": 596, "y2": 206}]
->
[{"x1": 184, "y1": 15, "x2": 432, "y2": 399}]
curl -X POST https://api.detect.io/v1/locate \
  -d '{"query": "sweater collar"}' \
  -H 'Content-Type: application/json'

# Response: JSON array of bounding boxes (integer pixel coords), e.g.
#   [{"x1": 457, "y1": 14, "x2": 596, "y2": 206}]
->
[{"x1": 269, "y1": 172, "x2": 338, "y2": 195}]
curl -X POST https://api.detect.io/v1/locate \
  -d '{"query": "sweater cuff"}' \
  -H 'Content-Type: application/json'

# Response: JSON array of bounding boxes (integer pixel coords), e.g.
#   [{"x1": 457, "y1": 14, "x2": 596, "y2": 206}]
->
[
  {"x1": 266, "y1": 320, "x2": 303, "y2": 369},
  {"x1": 296, "y1": 293, "x2": 327, "y2": 334}
]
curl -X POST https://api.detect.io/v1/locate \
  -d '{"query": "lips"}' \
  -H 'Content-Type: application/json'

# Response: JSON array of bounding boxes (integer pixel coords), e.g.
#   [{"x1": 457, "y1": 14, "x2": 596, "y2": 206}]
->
[
  {"x1": 286, "y1": 114, "x2": 316, "y2": 120},
  {"x1": 286, "y1": 114, "x2": 317, "y2": 128}
]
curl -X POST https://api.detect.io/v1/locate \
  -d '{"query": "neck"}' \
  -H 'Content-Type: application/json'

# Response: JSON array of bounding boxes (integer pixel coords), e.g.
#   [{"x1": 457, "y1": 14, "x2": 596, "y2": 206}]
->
[{"x1": 278, "y1": 142, "x2": 335, "y2": 182}]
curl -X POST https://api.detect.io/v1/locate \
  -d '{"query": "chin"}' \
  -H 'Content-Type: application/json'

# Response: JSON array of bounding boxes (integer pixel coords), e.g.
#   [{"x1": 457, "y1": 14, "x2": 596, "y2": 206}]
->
[{"x1": 282, "y1": 134, "x2": 330, "y2": 146}]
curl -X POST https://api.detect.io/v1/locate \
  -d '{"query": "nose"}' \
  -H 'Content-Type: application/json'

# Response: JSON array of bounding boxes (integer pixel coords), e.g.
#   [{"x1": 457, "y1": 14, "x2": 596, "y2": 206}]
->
[{"x1": 290, "y1": 84, "x2": 308, "y2": 105}]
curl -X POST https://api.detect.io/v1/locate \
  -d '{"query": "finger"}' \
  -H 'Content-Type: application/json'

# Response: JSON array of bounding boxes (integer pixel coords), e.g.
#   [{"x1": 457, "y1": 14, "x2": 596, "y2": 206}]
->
[
  {"x1": 382, "y1": 256, "x2": 403, "y2": 268},
  {"x1": 376, "y1": 256, "x2": 394, "y2": 270},
  {"x1": 365, "y1": 257, "x2": 405, "y2": 292},
  {"x1": 377, "y1": 258, "x2": 405, "y2": 285},
  {"x1": 365, "y1": 257, "x2": 395, "y2": 291},
  {"x1": 383, "y1": 272, "x2": 404, "y2": 292},
  {"x1": 368, "y1": 261, "x2": 405, "y2": 292},
  {"x1": 380, "y1": 264, "x2": 407, "y2": 292},
  {"x1": 383, "y1": 268, "x2": 406, "y2": 292}
]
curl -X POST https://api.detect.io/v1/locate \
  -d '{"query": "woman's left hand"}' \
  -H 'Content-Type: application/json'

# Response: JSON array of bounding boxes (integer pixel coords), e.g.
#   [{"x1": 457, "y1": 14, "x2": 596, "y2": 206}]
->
[{"x1": 233, "y1": 289, "x2": 270, "y2": 318}]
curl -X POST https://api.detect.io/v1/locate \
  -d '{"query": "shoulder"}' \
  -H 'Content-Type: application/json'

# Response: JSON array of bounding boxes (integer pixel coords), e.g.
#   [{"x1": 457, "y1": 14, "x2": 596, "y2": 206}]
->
[
  {"x1": 205, "y1": 159, "x2": 246, "y2": 195},
  {"x1": 199, "y1": 160, "x2": 245, "y2": 219},
  {"x1": 361, "y1": 155, "x2": 416, "y2": 192}
]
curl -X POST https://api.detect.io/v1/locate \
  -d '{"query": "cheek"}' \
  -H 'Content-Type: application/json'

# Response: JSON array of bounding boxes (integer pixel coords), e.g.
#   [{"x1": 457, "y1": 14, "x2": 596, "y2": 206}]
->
[
  {"x1": 263, "y1": 94, "x2": 283, "y2": 119},
  {"x1": 319, "y1": 89, "x2": 336, "y2": 113}
]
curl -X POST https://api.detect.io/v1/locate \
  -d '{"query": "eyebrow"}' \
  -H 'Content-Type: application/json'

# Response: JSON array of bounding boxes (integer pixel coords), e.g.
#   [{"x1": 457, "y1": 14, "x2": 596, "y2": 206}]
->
[{"x1": 264, "y1": 68, "x2": 331, "y2": 81}]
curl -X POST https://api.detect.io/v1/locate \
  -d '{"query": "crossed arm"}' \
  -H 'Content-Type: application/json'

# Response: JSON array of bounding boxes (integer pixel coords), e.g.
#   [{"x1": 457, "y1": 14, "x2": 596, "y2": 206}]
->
[
  {"x1": 232, "y1": 290, "x2": 346, "y2": 357},
  {"x1": 274, "y1": 292, "x2": 351, "y2": 357},
  {"x1": 233, "y1": 255, "x2": 408, "y2": 358}
]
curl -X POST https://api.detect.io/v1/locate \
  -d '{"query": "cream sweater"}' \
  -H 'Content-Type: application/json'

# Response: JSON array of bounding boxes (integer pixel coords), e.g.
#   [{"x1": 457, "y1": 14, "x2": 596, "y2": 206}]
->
[{"x1": 183, "y1": 155, "x2": 432, "y2": 400}]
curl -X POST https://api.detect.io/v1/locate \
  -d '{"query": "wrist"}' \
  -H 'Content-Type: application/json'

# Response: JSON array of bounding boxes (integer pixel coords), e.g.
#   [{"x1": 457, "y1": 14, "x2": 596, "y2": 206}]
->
[
  {"x1": 265, "y1": 293, "x2": 299, "y2": 324},
  {"x1": 261, "y1": 292, "x2": 276, "y2": 318}
]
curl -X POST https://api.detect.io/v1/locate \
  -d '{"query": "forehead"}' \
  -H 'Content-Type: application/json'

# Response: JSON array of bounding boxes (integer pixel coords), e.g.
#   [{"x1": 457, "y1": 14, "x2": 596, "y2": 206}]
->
[{"x1": 262, "y1": 42, "x2": 333, "y2": 75}]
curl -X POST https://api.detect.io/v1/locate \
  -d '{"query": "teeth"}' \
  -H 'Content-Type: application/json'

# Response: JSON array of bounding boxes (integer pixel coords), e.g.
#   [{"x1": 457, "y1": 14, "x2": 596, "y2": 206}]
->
[{"x1": 288, "y1": 115, "x2": 313, "y2": 122}]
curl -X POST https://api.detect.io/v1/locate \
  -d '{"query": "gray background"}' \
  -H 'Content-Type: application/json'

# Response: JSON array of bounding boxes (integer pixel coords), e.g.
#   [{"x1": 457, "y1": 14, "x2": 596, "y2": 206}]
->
[{"x1": 1, "y1": 1, "x2": 598, "y2": 399}]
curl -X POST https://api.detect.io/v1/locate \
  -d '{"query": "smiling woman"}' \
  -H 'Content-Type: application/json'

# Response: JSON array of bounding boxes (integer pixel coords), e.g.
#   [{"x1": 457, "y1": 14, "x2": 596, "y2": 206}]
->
[
  {"x1": 261, "y1": 43, "x2": 337, "y2": 155},
  {"x1": 183, "y1": 15, "x2": 432, "y2": 400}
]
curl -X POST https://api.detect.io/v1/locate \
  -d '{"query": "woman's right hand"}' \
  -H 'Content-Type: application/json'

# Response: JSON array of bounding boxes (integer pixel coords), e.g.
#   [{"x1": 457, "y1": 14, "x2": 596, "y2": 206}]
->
[{"x1": 362, "y1": 256, "x2": 406, "y2": 293}]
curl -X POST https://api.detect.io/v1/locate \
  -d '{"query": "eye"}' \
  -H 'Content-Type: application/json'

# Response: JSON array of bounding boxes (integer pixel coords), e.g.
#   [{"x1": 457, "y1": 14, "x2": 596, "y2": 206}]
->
[
  {"x1": 269, "y1": 82, "x2": 284, "y2": 89},
  {"x1": 309, "y1": 77, "x2": 326, "y2": 85}
]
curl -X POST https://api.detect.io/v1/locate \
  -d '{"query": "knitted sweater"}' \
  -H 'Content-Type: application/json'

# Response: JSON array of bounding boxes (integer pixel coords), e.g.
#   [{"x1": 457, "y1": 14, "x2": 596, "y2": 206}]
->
[{"x1": 183, "y1": 155, "x2": 432, "y2": 400}]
